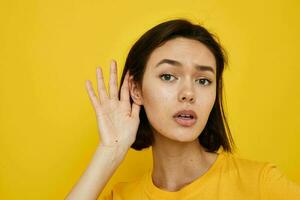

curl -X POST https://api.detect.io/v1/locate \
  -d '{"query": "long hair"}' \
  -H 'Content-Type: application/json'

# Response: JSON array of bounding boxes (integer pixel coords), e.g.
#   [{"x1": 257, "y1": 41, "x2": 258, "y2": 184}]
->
[{"x1": 118, "y1": 18, "x2": 236, "y2": 153}]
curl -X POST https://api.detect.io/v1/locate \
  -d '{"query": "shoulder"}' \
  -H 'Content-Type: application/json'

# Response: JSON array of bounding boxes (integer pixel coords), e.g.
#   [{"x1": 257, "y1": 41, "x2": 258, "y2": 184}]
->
[
  {"x1": 217, "y1": 152, "x2": 278, "y2": 188},
  {"x1": 260, "y1": 162, "x2": 300, "y2": 199},
  {"x1": 221, "y1": 152, "x2": 300, "y2": 198},
  {"x1": 220, "y1": 152, "x2": 269, "y2": 175}
]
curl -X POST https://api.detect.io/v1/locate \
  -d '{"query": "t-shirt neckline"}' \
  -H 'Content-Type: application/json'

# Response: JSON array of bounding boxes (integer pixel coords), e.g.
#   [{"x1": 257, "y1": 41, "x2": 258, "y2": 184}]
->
[{"x1": 144, "y1": 151, "x2": 225, "y2": 199}]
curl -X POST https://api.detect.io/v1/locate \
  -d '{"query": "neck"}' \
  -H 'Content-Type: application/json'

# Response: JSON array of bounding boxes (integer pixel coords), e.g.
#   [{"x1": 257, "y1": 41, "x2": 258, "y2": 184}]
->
[{"x1": 151, "y1": 133, "x2": 218, "y2": 192}]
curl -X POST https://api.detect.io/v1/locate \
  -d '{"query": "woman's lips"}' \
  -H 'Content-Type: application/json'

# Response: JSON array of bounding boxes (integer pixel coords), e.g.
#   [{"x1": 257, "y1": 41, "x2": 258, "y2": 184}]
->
[
  {"x1": 173, "y1": 109, "x2": 197, "y2": 119},
  {"x1": 173, "y1": 116, "x2": 196, "y2": 127}
]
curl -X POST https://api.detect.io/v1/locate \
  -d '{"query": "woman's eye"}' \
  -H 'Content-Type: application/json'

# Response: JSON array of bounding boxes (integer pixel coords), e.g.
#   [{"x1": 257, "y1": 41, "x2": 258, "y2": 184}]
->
[
  {"x1": 159, "y1": 74, "x2": 176, "y2": 81},
  {"x1": 197, "y1": 79, "x2": 212, "y2": 86}
]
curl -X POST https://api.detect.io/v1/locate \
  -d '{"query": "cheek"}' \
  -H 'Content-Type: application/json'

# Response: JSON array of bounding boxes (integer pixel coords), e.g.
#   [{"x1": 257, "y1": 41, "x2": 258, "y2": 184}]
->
[
  {"x1": 197, "y1": 90, "x2": 216, "y2": 120},
  {"x1": 142, "y1": 85, "x2": 175, "y2": 128},
  {"x1": 143, "y1": 85, "x2": 174, "y2": 115},
  {"x1": 202, "y1": 90, "x2": 216, "y2": 109}
]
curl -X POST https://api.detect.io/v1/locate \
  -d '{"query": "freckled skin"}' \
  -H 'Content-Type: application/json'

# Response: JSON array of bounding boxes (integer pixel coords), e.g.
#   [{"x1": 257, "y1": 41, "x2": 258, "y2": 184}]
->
[{"x1": 136, "y1": 37, "x2": 217, "y2": 142}]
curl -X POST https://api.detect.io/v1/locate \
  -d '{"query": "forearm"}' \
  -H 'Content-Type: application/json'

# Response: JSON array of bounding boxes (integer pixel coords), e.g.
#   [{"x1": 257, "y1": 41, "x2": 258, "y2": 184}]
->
[{"x1": 65, "y1": 145, "x2": 127, "y2": 200}]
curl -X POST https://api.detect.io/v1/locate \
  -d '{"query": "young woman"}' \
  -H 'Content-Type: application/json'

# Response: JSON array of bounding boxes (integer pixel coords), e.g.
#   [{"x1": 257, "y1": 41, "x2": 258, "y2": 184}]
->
[{"x1": 66, "y1": 19, "x2": 300, "y2": 200}]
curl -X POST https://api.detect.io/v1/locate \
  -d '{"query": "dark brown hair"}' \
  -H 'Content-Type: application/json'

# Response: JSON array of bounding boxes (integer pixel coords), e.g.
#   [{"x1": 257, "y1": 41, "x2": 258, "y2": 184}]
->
[{"x1": 118, "y1": 18, "x2": 236, "y2": 153}]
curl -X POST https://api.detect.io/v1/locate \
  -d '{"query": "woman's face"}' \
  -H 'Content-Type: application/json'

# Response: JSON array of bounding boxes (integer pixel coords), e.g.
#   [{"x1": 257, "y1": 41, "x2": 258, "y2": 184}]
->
[{"x1": 130, "y1": 37, "x2": 217, "y2": 143}]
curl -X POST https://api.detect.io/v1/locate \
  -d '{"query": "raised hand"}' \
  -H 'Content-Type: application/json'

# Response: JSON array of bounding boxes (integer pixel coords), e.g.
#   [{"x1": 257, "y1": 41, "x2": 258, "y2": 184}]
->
[{"x1": 85, "y1": 60, "x2": 141, "y2": 151}]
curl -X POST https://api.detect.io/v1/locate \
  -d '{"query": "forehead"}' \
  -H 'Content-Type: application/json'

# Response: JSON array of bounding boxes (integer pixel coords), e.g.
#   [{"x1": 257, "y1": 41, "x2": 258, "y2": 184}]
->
[{"x1": 146, "y1": 37, "x2": 216, "y2": 71}]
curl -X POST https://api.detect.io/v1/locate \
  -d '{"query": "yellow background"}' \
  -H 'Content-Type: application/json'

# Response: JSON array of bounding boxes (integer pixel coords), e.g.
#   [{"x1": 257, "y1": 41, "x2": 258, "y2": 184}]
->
[{"x1": 0, "y1": 0, "x2": 299, "y2": 199}]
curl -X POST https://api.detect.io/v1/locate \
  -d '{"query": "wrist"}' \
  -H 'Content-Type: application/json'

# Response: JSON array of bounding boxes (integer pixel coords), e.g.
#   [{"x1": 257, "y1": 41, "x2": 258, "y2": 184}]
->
[{"x1": 97, "y1": 143, "x2": 129, "y2": 162}]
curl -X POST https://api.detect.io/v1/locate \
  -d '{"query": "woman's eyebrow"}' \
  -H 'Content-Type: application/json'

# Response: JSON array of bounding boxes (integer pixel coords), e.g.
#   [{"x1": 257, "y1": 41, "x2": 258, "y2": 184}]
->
[{"x1": 155, "y1": 58, "x2": 215, "y2": 75}]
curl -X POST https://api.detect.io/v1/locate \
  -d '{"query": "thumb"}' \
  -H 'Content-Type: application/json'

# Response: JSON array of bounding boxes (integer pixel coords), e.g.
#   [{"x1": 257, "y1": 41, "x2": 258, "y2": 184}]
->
[{"x1": 131, "y1": 103, "x2": 141, "y2": 119}]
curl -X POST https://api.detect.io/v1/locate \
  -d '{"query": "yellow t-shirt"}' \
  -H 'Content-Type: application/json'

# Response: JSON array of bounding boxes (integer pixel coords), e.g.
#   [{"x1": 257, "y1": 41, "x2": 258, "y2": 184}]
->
[{"x1": 101, "y1": 151, "x2": 300, "y2": 200}]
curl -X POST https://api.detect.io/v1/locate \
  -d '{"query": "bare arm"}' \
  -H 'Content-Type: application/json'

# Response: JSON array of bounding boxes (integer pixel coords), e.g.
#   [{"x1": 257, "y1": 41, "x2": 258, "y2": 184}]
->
[
  {"x1": 65, "y1": 60, "x2": 140, "y2": 199},
  {"x1": 65, "y1": 145, "x2": 127, "y2": 200}
]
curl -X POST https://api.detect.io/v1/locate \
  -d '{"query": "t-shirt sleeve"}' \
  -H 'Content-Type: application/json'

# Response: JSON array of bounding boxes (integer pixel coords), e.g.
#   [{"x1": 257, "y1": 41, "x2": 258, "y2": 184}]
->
[{"x1": 260, "y1": 163, "x2": 300, "y2": 200}]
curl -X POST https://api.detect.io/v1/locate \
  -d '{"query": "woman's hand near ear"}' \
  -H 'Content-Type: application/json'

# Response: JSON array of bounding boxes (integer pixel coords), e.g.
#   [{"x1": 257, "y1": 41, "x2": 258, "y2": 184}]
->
[
  {"x1": 86, "y1": 59, "x2": 141, "y2": 152},
  {"x1": 65, "y1": 60, "x2": 141, "y2": 200}
]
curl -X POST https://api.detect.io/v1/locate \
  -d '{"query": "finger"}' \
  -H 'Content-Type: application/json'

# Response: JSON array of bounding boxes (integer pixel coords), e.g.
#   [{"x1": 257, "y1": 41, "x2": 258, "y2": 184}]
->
[
  {"x1": 131, "y1": 102, "x2": 141, "y2": 119},
  {"x1": 96, "y1": 67, "x2": 109, "y2": 103},
  {"x1": 109, "y1": 59, "x2": 118, "y2": 100},
  {"x1": 85, "y1": 80, "x2": 101, "y2": 110},
  {"x1": 120, "y1": 71, "x2": 130, "y2": 102}
]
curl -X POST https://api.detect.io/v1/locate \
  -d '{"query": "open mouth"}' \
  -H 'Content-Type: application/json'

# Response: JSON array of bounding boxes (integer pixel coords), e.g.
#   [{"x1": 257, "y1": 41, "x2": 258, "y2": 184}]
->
[
  {"x1": 173, "y1": 109, "x2": 197, "y2": 127},
  {"x1": 173, "y1": 115, "x2": 196, "y2": 127},
  {"x1": 176, "y1": 114, "x2": 194, "y2": 119}
]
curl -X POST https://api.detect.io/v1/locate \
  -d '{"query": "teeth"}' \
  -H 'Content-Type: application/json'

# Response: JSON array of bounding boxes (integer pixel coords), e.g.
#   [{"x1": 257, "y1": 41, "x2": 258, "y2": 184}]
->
[{"x1": 178, "y1": 114, "x2": 192, "y2": 118}]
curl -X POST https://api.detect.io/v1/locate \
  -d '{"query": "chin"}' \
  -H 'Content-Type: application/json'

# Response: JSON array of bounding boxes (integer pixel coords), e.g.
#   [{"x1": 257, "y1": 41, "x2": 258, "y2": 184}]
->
[
  {"x1": 151, "y1": 121, "x2": 203, "y2": 143},
  {"x1": 163, "y1": 131, "x2": 200, "y2": 143}
]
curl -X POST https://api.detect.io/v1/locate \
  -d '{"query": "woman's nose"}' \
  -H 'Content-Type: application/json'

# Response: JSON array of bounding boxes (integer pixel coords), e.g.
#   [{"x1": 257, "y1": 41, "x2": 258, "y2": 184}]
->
[
  {"x1": 180, "y1": 94, "x2": 195, "y2": 103},
  {"x1": 178, "y1": 84, "x2": 195, "y2": 103}
]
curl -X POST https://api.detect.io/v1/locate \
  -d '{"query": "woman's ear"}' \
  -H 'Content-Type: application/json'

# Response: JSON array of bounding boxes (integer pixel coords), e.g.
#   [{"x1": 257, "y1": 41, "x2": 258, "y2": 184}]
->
[{"x1": 128, "y1": 75, "x2": 143, "y2": 105}]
